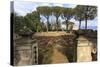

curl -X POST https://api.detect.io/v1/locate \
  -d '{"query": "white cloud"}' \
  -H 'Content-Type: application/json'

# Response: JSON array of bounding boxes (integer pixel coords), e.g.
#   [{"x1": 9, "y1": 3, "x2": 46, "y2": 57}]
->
[
  {"x1": 67, "y1": 4, "x2": 76, "y2": 8},
  {"x1": 14, "y1": 1, "x2": 38, "y2": 16},
  {"x1": 52, "y1": 3, "x2": 63, "y2": 7},
  {"x1": 37, "y1": 2, "x2": 51, "y2": 6},
  {"x1": 63, "y1": 4, "x2": 77, "y2": 8}
]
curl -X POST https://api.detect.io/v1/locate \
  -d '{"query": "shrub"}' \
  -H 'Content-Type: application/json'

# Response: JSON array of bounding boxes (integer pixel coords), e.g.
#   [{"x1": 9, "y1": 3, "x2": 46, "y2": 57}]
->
[{"x1": 76, "y1": 29, "x2": 96, "y2": 35}]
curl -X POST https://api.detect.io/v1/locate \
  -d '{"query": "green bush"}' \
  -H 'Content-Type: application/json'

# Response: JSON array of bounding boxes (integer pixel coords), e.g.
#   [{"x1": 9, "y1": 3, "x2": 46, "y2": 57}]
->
[{"x1": 76, "y1": 29, "x2": 96, "y2": 35}]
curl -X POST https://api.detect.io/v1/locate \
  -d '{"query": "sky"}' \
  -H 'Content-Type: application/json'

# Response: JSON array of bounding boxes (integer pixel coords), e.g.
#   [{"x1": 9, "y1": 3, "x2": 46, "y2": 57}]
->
[{"x1": 13, "y1": 1, "x2": 97, "y2": 30}]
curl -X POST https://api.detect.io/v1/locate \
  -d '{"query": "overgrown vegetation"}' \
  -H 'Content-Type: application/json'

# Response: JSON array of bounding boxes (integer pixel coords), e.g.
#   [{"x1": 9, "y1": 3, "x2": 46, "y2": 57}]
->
[
  {"x1": 12, "y1": 5, "x2": 97, "y2": 34},
  {"x1": 38, "y1": 42, "x2": 53, "y2": 64},
  {"x1": 76, "y1": 29, "x2": 97, "y2": 35}
]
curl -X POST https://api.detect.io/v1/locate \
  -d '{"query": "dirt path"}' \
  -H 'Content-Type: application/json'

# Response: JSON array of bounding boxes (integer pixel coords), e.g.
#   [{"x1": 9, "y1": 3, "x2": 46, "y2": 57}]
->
[{"x1": 51, "y1": 43, "x2": 69, "y2": 64}]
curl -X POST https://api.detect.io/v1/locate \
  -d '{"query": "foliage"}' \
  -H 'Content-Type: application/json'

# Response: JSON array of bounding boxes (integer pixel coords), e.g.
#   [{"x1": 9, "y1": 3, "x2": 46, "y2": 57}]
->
[
  {"x1": 74, "y1": 6, "x2": 84, "y2": 29},
  {"x1": 37, "y1": 6, "x2": 52, "y2": 17},
  {"x1": 52, "y1": 6, "x2": 63, "y2": 18},
  {"x1": 12, "y1": 11, "x2": 41, "y2": 33},
  {"x1": 63, "y1": 8, "x2": 74, "y2": 20},
  {"x1": 62, "y1": 8, "x2": 74, "y2": 31},
  {"x1": 12, "y1": 5, "x2": 97, "y2": 33},
  {"x1": 75, "y1": 5, "x2": 97, "y2": 29},
  {"x1": 52, "y1": 6, "x2": 63, "y2": 31},
  {"x1": 37, "y1": 6, "x2": 52, "y2": 31},
  {"x1": 76, "y1": 29, "x2": 97, "y2": 35},
  {"x1": 24, "y1": 11, "x2": 41, "y2": 32},
  {"x1": 13, "y1": 13, "x2": 26, "y2": 33}
]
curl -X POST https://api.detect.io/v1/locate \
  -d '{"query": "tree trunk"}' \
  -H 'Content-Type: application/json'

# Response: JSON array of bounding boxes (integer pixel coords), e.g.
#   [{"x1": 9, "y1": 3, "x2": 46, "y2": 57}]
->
[
  {"x1": 36, "y1": 23, "x2": 38, "y2": 32},
  {"x1": 40, "y1": 22, "x2": 43, "y2": 32},
  {"x1": 47, "y1": 21, "x2": 49, "y2": 32},
  {"x1": 65, "y1": 20, "x2": 68, "y2": 32},
  {"x1": 36, "y1": 28, "x2": 38, "y2": 32},
  {"x1": 85, "y1": 17, "x2": 87, "y2": 29},
  {"x1": 85, "y1": 7, "x2": 88, "y2": 30},
  {"x1": 79, "y1": 20, "x2": 81, "y2": 29},
  {"x1": 46, "y1": 17, "x2": 49, "y2": 32},
  {"x1": 56, "y1": 17, "x2": 59, "y2": 31}
]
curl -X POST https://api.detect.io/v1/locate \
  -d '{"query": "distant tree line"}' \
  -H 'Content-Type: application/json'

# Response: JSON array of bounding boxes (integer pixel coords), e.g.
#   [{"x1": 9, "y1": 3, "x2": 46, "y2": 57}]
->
[{"x1": 11, "y1": 5, "x2": 97, "y2": 33}]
